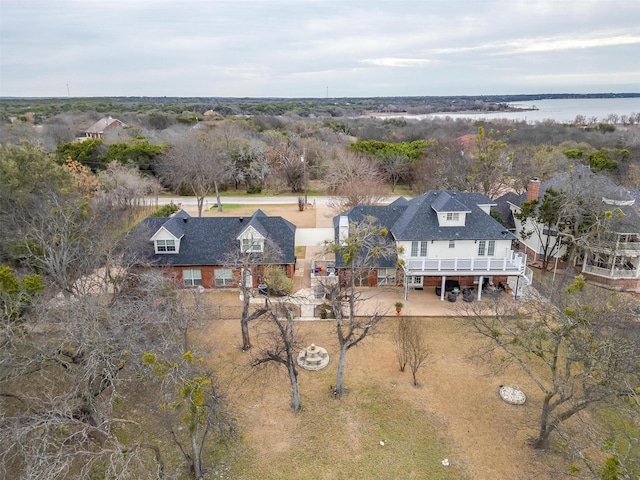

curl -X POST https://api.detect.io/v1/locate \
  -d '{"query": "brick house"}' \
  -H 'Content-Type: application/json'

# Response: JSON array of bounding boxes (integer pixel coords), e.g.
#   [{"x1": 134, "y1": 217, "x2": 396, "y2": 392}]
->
[
  {"x1": 85, "y1": 116, "x2": 125, "y2": 139},
  {"x1": 134, "y1": 209, "x2": 296, "y2": 289}
]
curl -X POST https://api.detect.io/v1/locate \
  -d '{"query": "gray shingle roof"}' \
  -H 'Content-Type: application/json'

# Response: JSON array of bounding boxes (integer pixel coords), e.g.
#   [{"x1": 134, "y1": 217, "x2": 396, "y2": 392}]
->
[
  {"x1": 136, "y1": 210, "x2": 296, "y2": 266},
  {"x1": 493, "y1": 191, "x2": 519, "y2": 230},
  {"x1": 331, "y1": 190, "x2": 513, "y2": 268},
  {"x1": 335, "y1": 190, "x2": 513, "y2": 243},
  {"x1": 431, "y1": 191, "x2": 471, "y2": 213},
  {"x1": 512, "y1": 165, "x2": 640, "y2": 234}
]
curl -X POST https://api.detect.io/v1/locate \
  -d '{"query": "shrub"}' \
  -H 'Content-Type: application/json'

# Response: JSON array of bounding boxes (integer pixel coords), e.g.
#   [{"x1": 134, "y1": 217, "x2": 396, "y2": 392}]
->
[
  {"x1": 150, "y1": 202, "x2": 179, "y2": 217},
  {"x1": 246, "y1": 183, "x2": 262, "y2": 194},
  {"x1": 263, "y1": 266, "x2": 293, "y2": 296}
]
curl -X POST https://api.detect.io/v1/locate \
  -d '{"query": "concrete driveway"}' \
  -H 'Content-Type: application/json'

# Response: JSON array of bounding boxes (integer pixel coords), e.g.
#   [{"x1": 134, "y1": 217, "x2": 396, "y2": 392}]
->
[{"x1": 295, "y1": 227, "x2": 334, "y2": 246}]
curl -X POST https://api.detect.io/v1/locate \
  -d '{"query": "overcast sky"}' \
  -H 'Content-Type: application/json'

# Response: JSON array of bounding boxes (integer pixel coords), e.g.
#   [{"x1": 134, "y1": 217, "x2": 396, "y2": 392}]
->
[{"x1": 1, "y1": 0, "x2": 639, "y2": 98}]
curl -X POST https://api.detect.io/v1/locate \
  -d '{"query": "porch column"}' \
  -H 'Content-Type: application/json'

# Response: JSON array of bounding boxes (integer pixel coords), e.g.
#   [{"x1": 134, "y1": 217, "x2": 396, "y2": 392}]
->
[
  {"x1": 403, "y1": 268, "x2": 409, "y2": 301},
  {"x1": 477, "y1": 275, "x2": 483, "y2": 301},
  {"x1": 440, "y1": 276, "x2": 446, "y2": 301}
]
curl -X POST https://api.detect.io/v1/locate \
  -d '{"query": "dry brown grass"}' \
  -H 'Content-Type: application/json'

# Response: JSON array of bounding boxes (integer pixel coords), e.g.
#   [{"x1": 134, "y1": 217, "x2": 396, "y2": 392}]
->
[
  {"x1": 200, "y1": 203, "x2": 318, "y2": 228},
  {"x1": 175, "y1": 204, "x2": 574, "y2": 478},
  {"x1": 196, "y1": 289, "x2": 570, "y2": 479}
]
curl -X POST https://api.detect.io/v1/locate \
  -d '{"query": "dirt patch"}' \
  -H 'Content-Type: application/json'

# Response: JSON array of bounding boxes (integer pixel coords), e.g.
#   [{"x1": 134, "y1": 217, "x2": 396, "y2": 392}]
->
[{"x1": 194, "y1": 202, "x2": 320, "y2": 228}]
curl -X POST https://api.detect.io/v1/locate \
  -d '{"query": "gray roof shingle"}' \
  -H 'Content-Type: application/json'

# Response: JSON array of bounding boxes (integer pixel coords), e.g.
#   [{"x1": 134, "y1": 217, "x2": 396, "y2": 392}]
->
[
  {"x1": 332, "y1": 191, "x2": 514, "y2": 268},
  {"x1": 512, "y1": 165, "x2": 640, "y2": 234},
  {"x1": 136, "y1": 210, "x2": 296, "y2": 266}
]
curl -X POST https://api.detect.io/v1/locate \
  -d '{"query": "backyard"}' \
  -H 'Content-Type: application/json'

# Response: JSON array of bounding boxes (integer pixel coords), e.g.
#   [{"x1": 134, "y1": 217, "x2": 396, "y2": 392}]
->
[
  {"x1": 197, "y1": 299, "x2": 568, "y2": 479},
  {"x1": 188, "y1": 201, "x2": 572, "y2": 479}
]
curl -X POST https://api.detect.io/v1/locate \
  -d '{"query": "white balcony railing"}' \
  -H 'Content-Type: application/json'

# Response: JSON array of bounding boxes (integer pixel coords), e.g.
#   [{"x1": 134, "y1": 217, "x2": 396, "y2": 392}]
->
[
  {"x1": 582, "y1": 264, "x2": 638, "y2": 279},
  {"x1": 402, "y1": 250, "x2": 527, "y2": 276}
]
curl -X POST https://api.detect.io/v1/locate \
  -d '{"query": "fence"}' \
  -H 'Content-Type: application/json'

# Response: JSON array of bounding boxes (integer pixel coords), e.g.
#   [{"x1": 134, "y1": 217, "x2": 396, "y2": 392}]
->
[{"x1": 210, "y1": 302, "x2": 303, "y2": 320}]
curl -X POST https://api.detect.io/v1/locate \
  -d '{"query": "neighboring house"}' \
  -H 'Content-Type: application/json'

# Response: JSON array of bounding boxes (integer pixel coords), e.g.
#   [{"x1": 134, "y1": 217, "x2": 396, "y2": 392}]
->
[
  {"x1": 507, "y1": 166, "x2": 640, "y2": 292},
  {"x1": 134, "y1": 209, "x2": 296, "y2": 289},
  {"x1": 85, "y1": 116, "x2": 125, "y2": 139},
  {"x1": 333, "y1": 190, "x2": 530, "y2": 300}
]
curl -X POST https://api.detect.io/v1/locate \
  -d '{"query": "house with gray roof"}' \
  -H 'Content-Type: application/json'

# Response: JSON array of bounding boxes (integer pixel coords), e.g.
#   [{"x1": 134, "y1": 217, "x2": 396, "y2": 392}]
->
[
  {"x1": 507, "y1": 165, "x2": 640, "y2": 292},
  {"x1": 134, "y1": 209, "x2": 296, "y2": 289},
  {"x1": 333, "y1": 190, "x2": 530, "y2": 300}
]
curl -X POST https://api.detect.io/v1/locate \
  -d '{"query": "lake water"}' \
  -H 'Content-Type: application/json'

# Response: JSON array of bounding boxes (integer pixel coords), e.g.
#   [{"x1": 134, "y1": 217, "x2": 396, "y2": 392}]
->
[{"x1": 380, "y1": 97, "x2": 640, "y2": 124}]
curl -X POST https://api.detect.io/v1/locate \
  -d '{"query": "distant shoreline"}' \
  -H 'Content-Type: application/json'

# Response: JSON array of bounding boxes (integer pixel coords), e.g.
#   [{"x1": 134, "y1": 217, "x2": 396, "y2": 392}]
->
[{"x1": 364, "y1": 107, "x2": 539, "y2": 117}]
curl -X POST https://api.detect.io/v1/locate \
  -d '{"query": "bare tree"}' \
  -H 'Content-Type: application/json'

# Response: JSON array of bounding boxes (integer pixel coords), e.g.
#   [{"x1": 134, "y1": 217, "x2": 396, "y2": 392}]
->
[
  {"x1": 224, "y1": 234, "x2": 285, "y2": 351},
  {"x1": 157, "y1": 129, "x2": 232, "y2": 216},
  {"x1": 406, "y1": 320, "x2": 429, "y2": 387},
  {"x1": 1, "y1": 272, "x2": 235, "y2": 479},
  {"x1": 251, "y1": 300, "x2": 303, "y2": 411},
  {"x1": 97, "y1": 161, "x2": 162, "y2": 209},
  {"x1": 231, "y1": 137, "x2": 271, "y2": 191},
  {"x1": 0, "y1": 288, "x2": 174, "y2": 478},
  {"x1": 462, "y1": 275, "x2": 639, "y2": 450},
  {"x1": 469, "y1": 126, "x2": 513, "y2": 199},
  {"x1": 323, "y1": 150, "x2": 387, "y2": 210},
  {"x1": 380, "y1": 153, "x2": 412, "y2": 192},
  {"x1": 394, "y1": 318, "x2": 429, "y2": 386},
  {"x1": 323, "y1": 149, "x2": 382, "y2": 194},
  {"x1": 411, "y1": 139, "x2": 468, "y2": 194},
  {"x1": 14, "y1": 190, "x2": 127, "y2": 298},
  {"x1": 393, "y1": 317, "x2": 410, "y2": 372},
  {"x1": 265, "y1": 138, "x2": 305, "y2": 193},
  {"x1": 322, "y1": 216, "x2": 398, "y2": 396}
]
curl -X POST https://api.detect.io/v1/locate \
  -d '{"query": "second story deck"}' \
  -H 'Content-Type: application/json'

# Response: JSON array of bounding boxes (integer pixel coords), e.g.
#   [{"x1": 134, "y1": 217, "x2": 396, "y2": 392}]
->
[{"x1": 402, "y1": 250, "x2": 528, "y2": 277}]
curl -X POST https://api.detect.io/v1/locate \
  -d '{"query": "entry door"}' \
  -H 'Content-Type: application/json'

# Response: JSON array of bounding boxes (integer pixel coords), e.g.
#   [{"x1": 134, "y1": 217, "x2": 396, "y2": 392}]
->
[
  {"x1": 408, "y1": 276, "x2": 423, "y2": 287},
  {"x1": 244, "y1": 269, "x2": 253, "y2": 288}
]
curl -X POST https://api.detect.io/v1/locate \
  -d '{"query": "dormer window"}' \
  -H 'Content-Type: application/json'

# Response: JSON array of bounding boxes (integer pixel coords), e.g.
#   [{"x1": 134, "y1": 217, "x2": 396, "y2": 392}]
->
[
  {"x1": 156, "y1": 239, "x2": 176, "y2": 252},
  {"x1": 242, "y1": 237, "x2": 264, "y2": 253},
  {"x1": 446, "y1": 212, "x2": 459, "y2": 221}
]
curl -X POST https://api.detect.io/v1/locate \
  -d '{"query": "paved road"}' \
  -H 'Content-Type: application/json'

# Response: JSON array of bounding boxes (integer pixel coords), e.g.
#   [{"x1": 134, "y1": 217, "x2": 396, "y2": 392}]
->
[{"x1": 146, "y1": 195, "x2": 402, "y2": 206}]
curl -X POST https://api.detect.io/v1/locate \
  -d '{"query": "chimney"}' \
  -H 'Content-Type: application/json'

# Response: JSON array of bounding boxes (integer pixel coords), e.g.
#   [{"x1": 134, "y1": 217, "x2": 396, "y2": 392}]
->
[{"x1": 527, "y1": 178, "x2": 541, "y2": 202}]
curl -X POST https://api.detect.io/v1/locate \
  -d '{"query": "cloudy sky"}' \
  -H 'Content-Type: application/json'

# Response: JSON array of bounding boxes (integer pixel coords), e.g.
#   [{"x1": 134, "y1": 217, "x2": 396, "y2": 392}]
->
[{"x1": 1, "y1": 0, "x2": 639, "y2": 98}]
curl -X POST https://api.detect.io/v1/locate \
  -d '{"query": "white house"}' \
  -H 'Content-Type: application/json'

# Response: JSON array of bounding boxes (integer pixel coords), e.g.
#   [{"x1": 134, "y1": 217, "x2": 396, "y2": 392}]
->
[
  {"x1": 333, "y1": 190, "x2": 531, "y2": 300},
  {"x1": 507, "y1": 167, "x2": 640, "y2": 292}
]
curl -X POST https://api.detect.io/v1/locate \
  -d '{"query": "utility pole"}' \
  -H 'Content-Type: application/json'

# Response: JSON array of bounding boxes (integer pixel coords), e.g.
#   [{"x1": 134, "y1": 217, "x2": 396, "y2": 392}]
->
[{"x1": 301, "y1": 153, "x2": 307, "y2": 209}]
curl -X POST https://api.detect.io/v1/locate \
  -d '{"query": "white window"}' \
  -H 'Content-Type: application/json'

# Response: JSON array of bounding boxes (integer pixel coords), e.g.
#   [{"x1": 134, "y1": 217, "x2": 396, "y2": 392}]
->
[
  {"x1": 183, "y1": 269, "x2": 202, "y2": 287},
  {"x1": 446, "y1": 212, "x2": 459, "y2": 221},
  {"x1": 377, "y1": 267, "x2": 396, "y2": 285},
  {"x1": 214, "y1": 268, "x2": 234, "y2": 286},
  {"x1": 241, "y1": 238, "x2": 263, "y2": 253},
  {"x1": 449, "y1": 240, "x2": 455, "y2": 249},
  {"x1": 156, "y1": 239, "x2": 175, "y2": 252},
  {"x1": 477, "y1": 240, "x2": 496, "y2": 256},
  {"x1": 411, "y1": 241, "x2": 428, "y2": 257},
  {"x1": 477, "y1": 240, "x2": 486, "y2": 256}
]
